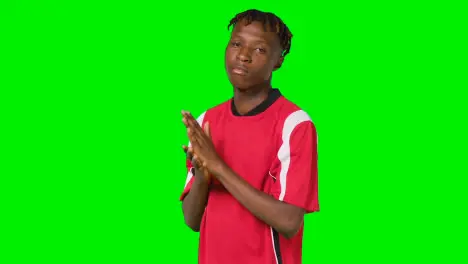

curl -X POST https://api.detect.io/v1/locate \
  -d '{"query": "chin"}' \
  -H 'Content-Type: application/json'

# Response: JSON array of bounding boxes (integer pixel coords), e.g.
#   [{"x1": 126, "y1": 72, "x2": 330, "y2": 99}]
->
[
  {"x1": 231, "y1": 81, "x2": 254, "y2": 91},
  {"x1": 233, "y1": 83, "x2": 252, "y2": 91},
  {"x1": 228, "y1": 76, "x2": 257, "y2": 91}
]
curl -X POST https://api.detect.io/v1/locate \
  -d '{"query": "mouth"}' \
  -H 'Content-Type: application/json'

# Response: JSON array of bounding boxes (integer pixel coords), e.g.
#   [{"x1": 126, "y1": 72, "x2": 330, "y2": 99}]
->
[{"x1": 231, "y1": 65, "x2": 248, "y2": 76}]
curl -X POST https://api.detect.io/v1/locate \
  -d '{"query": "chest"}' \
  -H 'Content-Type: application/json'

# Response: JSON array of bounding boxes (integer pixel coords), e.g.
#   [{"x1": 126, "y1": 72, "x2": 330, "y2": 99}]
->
[{"x1": 210, "y1": 119, "x2": 281, "y2": 189}]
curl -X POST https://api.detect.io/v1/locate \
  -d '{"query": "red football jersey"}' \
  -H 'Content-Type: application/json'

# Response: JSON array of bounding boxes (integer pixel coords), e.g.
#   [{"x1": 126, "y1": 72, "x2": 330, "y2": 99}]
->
[{"x1": 180, "y1": 89, "x2": 319, "y2": 264}]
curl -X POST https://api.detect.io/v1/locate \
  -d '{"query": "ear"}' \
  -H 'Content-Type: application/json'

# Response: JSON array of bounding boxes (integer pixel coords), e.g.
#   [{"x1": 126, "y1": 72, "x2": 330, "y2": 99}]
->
[{"x1": 273, "y1": 56, "x2": 284, "y2": 71}]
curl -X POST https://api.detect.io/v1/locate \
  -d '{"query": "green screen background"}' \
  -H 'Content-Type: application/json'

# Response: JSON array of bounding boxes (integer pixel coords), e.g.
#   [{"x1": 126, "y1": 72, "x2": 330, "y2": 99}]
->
[{"x1": 3, "y1": 1, "x2": 466, "y2": 264}]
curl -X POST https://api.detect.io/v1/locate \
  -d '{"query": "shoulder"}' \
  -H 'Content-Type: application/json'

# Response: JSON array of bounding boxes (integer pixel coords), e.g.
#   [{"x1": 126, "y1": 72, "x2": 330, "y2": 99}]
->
[
  {"x1": 274, "y1": 97, "x2": 318, "y2": 156},
  {"x1": 275, "y1": 97, "x2": 316, "y2": 134}
]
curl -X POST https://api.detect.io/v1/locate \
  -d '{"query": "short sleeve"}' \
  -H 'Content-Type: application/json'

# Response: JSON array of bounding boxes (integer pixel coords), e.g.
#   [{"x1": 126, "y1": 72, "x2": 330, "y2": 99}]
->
[
  {"x1": 269, "y1": 110, "x2": 319, "y2": 213},
  {"x1": 179, "y1": 111, "x2": 207, "y2": 201}
]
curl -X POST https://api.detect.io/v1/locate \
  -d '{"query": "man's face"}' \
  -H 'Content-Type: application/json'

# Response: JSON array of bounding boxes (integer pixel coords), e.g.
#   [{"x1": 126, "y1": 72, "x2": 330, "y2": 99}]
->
[{"x1": 225, "y1": 20, "x2": 284, "y2": 90}]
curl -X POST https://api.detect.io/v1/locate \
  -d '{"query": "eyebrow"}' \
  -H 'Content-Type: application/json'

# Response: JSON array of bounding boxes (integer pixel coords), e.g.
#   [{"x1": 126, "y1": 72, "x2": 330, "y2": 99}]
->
[{"x1": 231, "y1": 33, "x2": 271, "y2": 45}]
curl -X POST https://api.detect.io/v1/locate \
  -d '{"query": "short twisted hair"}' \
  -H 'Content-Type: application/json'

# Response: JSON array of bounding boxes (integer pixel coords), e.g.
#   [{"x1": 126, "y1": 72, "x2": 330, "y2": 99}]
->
[{"x1": 227, "y1": 9, "x2": 293, "y2": 57}]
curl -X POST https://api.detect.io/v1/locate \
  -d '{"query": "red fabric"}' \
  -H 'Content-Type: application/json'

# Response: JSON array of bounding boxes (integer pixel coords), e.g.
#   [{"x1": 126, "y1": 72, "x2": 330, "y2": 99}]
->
[{"x1": 180, "y1": 96, "x2": 319, "y2": 264}]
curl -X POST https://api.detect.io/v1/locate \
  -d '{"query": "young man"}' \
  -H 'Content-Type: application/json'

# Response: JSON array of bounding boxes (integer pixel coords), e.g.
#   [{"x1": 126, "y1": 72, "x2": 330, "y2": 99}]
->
[{"x1": 180, "y1": 9, "x2": 319, "y2": 264}]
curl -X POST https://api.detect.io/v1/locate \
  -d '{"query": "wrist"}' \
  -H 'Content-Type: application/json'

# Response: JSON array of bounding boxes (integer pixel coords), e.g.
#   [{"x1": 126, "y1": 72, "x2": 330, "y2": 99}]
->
[
  {"x1": 193, "y1": 175, "x2": 210, "y2": 188},
  {"x1": 210, "y1": 159, "x2": 229, "y2": 178},
  {"x1": 192, "y1": 168, "x2": 210, "y2": 186}
]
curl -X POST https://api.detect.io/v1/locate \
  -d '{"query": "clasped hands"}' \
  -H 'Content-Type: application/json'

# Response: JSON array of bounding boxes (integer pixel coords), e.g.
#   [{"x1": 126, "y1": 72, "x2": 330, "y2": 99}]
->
[{"x1": 182, "y1": 111, "x2": 224, "y2": 182}]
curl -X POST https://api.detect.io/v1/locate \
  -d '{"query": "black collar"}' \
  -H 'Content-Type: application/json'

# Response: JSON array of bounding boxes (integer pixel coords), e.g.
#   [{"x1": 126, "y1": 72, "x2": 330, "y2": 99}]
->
[{"x1": 231, "y1": 88, "x2": 282, "y2": 116}]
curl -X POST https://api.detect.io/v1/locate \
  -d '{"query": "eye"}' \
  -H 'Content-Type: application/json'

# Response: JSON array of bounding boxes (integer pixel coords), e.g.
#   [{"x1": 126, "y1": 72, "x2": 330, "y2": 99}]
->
[
  {"x1": 256, "y1": 48, "x2": 266, "y2": 53},
  {"x1": 231, "y1": 41, "x2": 241, "y2": 47}
]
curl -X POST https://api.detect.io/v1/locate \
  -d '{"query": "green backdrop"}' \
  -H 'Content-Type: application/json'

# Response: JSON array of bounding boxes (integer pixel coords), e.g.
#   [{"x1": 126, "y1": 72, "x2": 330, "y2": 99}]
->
[{"x1": 3, "y1": 1, "x2": 466, "y2": 264}]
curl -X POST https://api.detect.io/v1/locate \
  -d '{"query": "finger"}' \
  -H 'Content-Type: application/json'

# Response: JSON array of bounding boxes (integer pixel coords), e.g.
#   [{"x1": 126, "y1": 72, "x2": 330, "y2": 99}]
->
[
  {"x1": 182, "y1": 111, "x2": 197, "y2": 125},
  {"x1": 192, "y1": 125, "x2": 204, "y2": 141},
  {"x1": 195, "y1": 159, "x2": 204, "y2": 169},
  {"x1": 187, "y1": 128, "x2": 198, "y2": 145},
  {"x1": 183, "y1": 145, "x2": 191, "y2": 159},
  {"x1": 185, "y1": 112, "x2": 206, "y2": 137},
  {"x1": 182, "y1": 110, "x2": 192, "y2": 118},
  {"x1": 203, "y1": 167, "x2": 210, "y2": 180},
  {"x1": 187, "y1": 127, "x2": 194, "y2": 138},
  {"x1": 204, "y1": 122, "x2": 211, "y2": 138},
  {"x1": 182, "y1": 111, "x2": 197, "y2": 128},
  {"x1": 187, "y1": 146, "x2": 194, "y2": 159},
  {"x1": 201, "y1": 160, "x2": 207, "y2": 171},
  {"x1": 185, "y1": 112, "x2": 201, "y2": 130},
  {"x1": 182, "y1": 117, "x2": 189, "y2": 127},
  {"x1": 202, "y1": 162, "x2": 211, "y2": 179},
  {"x1": 184, "y1": 116, "x2": 195, "y2": 131},
  {"x1": 187, "y1": 125, "x2": 204, "y2": 146},
  {"x1": 182, "y1": 111, "x2": 189, "y2": 123},
  {"x1": 186, "y1": 117, "x2": 199, "y2": 131},
  {"x1": 188, "y1": 116, "x2": 205, "y2": 138},
  {"x1": 187, "y1": 152, "x2": 194, "y2": 162},
  {"x1": 185, "y1": 119, "x2": 207, "y2": 151},
  {"x1": 183, "y1": 145, "x2": 197, "y2": 162},
  {"x1": 192, "y1": 154, "x2": 203, "y2": 168},
  {"x1": 193, "y1": 124, "x2": 209, "y2": 149}
]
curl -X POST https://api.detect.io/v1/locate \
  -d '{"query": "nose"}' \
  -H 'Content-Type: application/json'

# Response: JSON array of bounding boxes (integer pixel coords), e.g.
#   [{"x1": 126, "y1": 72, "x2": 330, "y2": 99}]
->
[{"x1": 236, "y1": 47, "x2": 252, "y2": 63}]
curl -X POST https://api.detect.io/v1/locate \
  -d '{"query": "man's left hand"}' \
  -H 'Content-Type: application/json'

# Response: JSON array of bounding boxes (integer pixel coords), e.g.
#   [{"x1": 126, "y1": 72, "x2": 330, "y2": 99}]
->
[{"x1": 182, "y1": 111, "x2": 225, "y2": 175}]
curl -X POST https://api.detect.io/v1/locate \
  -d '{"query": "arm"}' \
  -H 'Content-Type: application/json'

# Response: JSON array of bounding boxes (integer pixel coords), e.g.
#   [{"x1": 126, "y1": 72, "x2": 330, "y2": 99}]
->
[
  {"x1": 212, "y1": 117, "x2": 318, "y2": 239},
  {"x1": 183, "y1": 111, "x2": 319, "y2": 238},
  {"x1": 213, "y1": 165, "x2": 304, "y2": 239},
  {"x1": 182, "y1": 168, "x2": 210, "y2": 232},
  {"x1": 180, "y1": 111, "x2": 210, "y2": 232}
]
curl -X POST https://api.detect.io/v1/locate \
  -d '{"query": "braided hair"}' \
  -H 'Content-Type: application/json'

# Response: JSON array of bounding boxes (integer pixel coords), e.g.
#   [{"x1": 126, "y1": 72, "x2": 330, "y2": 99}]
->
[{"x1": 227, "y1": 9, "x2": 293, "y2": 57}]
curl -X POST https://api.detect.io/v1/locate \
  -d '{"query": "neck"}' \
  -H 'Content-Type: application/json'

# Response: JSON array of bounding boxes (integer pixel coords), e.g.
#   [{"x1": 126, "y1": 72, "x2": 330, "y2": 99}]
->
[{"x1": 233, "y1": 82, "x2": 272, "y2": 115}]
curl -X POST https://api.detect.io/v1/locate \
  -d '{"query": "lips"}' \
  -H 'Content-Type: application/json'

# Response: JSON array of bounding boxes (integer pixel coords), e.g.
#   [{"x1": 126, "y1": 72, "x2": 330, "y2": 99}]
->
[{"x1": 231, "y1": 65, "x2": 248, "y2": 76}]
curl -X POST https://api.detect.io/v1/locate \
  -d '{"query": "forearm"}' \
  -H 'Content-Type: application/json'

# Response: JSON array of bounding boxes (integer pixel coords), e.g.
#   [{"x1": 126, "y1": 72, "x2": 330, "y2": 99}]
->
[
  {"x1": 213, "y1": 164, "x2": 303, "y2": 239},
  {"x1": 182, "y1": 172, "x2": 210, "y2": 232}
]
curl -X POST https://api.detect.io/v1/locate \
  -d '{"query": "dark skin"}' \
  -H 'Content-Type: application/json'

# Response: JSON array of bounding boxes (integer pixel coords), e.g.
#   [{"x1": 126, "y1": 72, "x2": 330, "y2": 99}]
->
[
  {"x1": 225, "y1": 19, "x2": 284, "y2": 114},
  {"x1": 181, "y1": 127, "x2": 212, "y2": 232},
  {"x1": 181, "y1": 20, "x2": 305, "y2": 239}
]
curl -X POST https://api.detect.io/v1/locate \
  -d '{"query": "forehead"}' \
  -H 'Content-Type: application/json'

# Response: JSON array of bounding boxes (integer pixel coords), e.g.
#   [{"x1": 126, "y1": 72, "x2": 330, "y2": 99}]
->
[{"x1": 231, "y1": 20, "x2": 281, "y2": 46}]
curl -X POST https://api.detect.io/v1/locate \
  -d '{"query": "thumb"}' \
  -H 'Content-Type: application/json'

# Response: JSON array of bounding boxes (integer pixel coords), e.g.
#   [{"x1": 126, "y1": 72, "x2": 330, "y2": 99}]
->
[
  {"x1": 204, "y1": 122, "x2": 211, "y2": 137},
  {"x1": 203, "y1": 167, "x2": 210, "y2": 180}
]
